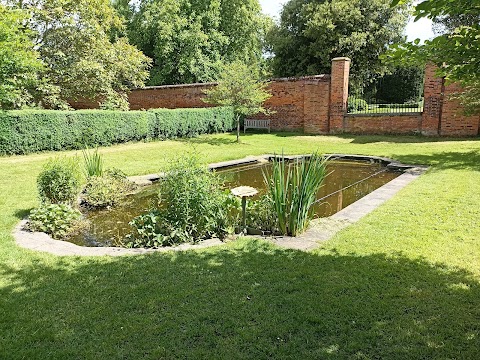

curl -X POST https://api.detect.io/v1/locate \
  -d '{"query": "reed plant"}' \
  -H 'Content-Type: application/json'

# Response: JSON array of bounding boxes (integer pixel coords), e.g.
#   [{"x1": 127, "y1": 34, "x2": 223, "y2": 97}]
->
[
  {"x1": 263, "y1": 153, "x2": 327, "y2": 236},
  {"x1": 82, "y1": 147, "x2": 104, "y2": 177}
]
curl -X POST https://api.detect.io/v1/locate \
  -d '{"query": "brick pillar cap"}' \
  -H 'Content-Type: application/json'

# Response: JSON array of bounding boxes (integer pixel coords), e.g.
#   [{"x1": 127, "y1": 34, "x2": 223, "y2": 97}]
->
[{"x1": 332, "y1": 57, "x2": 351, "y2": 62}]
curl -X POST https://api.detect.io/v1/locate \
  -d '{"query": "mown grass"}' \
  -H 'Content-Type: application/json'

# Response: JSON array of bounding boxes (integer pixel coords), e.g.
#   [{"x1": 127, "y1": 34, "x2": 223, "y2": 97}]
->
[{"x1": 1, "y1": 132, "x2": 479, "y2": 359}]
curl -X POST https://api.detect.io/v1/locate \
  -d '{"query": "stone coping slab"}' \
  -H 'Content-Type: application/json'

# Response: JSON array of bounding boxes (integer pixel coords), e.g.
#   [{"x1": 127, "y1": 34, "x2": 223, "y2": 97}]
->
[
  {"x1": 14, "y1": 220, "x2": 225, "y2": 257},
  {"x1": 128, "y1": 156, "x2": 267, "y2": 186},
  {"x1": 14, "y1": 155, "x2": 427, "y2": 256}
]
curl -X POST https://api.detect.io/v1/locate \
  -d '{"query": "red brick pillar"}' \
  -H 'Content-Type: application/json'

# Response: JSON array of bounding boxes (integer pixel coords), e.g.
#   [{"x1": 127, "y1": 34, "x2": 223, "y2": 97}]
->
[
  {"x1": 329, "y1": 57, "x2": 351, "y2": 134},
  {"x1": 422, "y1": 63, "x2": 444, "y2": 136}
]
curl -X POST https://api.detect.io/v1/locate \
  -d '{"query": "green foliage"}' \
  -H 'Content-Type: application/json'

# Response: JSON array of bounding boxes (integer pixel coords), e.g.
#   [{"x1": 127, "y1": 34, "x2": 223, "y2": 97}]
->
[
  {"x1": 27, "y1": 203, "x2": 84, "y2": 239},
  {"x1": 246, "y1": 194, "x2": 278, "y2": 233},
  {"x1": 0, "y1": 5, "x2": 44, "y2": 109},
  {"x1": 267, "y1": 0, "x2": 409, "y2": 85},
  {"x1": 82, "y1": 169, "x2": 134, "y2": 208},
  {"x1": 127, "y1": 210, "x2": 166, "y2": 248},
  {"x1": 0, "y1": 107, "x2": 234, "y2": 155},
  {"x1": 82, "y1": 147, "x2": 104, "y2": 177},
  {"x1": 7, "y1": 0, "x2": 151, "y2": 109},
  {"x1": 347, "y1": 98, "x2": 368, "y2": 113},
  {"x1": 37, "y1": 157, "x2": 82, "y2": 205},
  {"x1": 149, "y1": 107, "x2": 235, "y2": 139},
  {"x1": 127, "y1": 153, "x2": 232, "y2": 247},
  {"x1": 204, "y1": 61, "x2": 272, "y2": 142},
  {"x1": 264, "y1": 154, "x2": 328, "y2": 236},
  {"x1": 367, "y1": 66, "x2": 424, "y2": 104},
  {"x1": 121, "y1": 0, "x2": 268, "y2": 85},
  {"x1": 387, "y1": 0, "x2": 480, "y2": 114}
]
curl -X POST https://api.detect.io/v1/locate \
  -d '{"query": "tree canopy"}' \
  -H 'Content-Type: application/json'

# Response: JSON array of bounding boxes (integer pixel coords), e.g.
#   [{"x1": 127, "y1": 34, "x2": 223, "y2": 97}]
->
[
  {"x1": 121, "y1": 0, "x2": 269, "y2": 85},
  {"x1": 0, "y1": 5, "x2": 43, "y2": 109},
  {"x1": 387, "y1": 0, "x2": 480, "y2": 114},
  {"x1": 5, "y1": 0, "x2": 151, "y2": 109},
  {"x1": 203, "y1": 62, "x2": 272, "y2": 142},
  {"x1": 267, "y1": 0, "x2": 409, "y2": 87}
]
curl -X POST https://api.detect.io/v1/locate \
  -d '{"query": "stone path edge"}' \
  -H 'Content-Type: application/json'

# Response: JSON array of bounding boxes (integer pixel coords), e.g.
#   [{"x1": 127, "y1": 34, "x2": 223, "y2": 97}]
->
[{"x1": 13, "y1": 155, "x2": 428, "y2": 256}]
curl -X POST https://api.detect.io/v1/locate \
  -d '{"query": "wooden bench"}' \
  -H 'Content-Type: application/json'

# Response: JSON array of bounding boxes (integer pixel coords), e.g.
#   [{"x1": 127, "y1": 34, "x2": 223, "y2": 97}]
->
[{"x1": 244, "y1": 119, "x2": 271, "y2": 133}]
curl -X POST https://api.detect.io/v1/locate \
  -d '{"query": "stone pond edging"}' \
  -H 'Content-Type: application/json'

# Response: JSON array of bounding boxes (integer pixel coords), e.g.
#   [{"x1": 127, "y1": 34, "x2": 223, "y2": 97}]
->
[{"x1": 13, "y1": 155, "x2": 428, "y2": 256}]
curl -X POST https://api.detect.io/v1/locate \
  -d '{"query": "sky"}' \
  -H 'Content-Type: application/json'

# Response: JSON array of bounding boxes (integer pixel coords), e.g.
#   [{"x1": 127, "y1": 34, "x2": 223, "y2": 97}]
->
[{"x1": 258, "y1": 0, "x2": 434, "y2": 42}]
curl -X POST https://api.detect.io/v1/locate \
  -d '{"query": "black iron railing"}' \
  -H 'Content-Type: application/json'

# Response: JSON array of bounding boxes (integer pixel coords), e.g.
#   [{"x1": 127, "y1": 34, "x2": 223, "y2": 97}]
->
[{"x1": 347, "y1": 95, "x2": 424, "y2": 114}]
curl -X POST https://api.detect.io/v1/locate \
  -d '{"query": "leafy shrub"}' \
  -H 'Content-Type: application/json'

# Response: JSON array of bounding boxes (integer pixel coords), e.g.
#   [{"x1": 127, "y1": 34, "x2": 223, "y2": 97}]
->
[
  {"x1": 246, "y1": 194, "x2": 278, "y2": 233},
  {"x1": 347, "y1": 97, "x2": 368, "y2": 113},
  {"x1": 126, "y1": 210, "x2": 167, "y2": 248},
  {"x1": 264, "y1": 153, "x2": 327, "y2": 236},
  {"x1": 83, "y1": 147, "x2": 103, "y2": 177},
  {"x1": 27, "y1": 204, "x2": 85, "y2": 239},
  {"x1": 127, "y1": 153, "x2": 232, "y2": 248},
  {"x1": 0, "y1": 107, "x2": 235, "y2": 155},
  {"x1": 148, "y1": 107, "x2": 235, "y2": 139},
  {"x1": 374, "y1": 65, "x2": 424, "y2": 104},
  {"x1": 37, "y1": 157, "x2": 82, "y2": 205},
  {"x1": 82, "y1": 169, "x2": 135, "y2": 208}
]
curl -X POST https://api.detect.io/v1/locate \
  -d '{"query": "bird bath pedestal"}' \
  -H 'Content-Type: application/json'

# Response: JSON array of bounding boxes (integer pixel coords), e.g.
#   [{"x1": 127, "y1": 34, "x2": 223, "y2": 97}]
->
[{"x1": 231, "y1": 186, "x2": 258, "y2": 233}]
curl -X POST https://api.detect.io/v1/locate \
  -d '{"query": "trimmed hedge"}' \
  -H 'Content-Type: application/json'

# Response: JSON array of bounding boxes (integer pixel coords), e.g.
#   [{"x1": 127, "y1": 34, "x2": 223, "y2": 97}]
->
[{"x1": 0, "y1": 107, "x2": 234, "y2": 155}]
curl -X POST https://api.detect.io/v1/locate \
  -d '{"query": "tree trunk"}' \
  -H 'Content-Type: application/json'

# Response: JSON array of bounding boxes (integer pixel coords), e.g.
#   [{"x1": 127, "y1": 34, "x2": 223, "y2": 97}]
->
[{"x1": 236, "y1": 114, "x2": 240, "y2": 143}]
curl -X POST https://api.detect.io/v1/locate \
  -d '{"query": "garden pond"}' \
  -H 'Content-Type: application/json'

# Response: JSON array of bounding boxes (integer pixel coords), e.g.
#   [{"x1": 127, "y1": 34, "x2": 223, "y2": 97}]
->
[{"x1": 70, "y1": 159, "x2": 401, "y2": 247}]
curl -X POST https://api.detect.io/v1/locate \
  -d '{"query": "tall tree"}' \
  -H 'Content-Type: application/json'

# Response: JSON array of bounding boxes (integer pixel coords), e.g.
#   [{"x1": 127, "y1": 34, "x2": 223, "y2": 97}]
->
[
  {"x1": 8, "y1": 0, "x2": 151, "y2": 109},
  {"x1": 388, "y1": 0, "x2": 480, "y2": 114},
  {"x1": 267, "y1": 0, "x2": 409, "y2": 87},
  {"x1": 203, "y1": 62, "x2": 272, "y2": 143},
  {"x1": 0, "y1": 5, "x2": 43, "y2": 109},
  {"x1": 121, "y1": 0, "x2": 268, "y2": 85}
]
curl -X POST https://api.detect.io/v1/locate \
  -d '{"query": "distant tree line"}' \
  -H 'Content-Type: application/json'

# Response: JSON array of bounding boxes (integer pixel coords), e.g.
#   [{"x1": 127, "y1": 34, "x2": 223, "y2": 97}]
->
[{"x1": 2, "y1": 0, "x2": 475, "y2": 112}]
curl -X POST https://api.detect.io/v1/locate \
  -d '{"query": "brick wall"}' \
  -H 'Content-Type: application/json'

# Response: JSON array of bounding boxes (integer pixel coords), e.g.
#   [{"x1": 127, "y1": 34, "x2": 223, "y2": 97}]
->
[
  {"x1": 257, "y1": 75, "x2": 330, "y2": 132},
  {"x1": 72, "y1": 75, "x2": 332, "y2": 134},
  {"x1": 344, "y1": 114, "x2": 422, "y2": 135},
  {"x1": 129, "y1": 83, "x2": 215, "y2": 110},
  {"x1": 70, "y1": 59, "x2": 479, "y2": 137},
  {"x1": 344, "y1": 63, "x2": 479, "y2": 137},
  {"x1": 440, "y1": 82, "x2": 480, "y2": 136},
  {"x1": 329, "y1": 58, "x2": 351, "y2": 134}
]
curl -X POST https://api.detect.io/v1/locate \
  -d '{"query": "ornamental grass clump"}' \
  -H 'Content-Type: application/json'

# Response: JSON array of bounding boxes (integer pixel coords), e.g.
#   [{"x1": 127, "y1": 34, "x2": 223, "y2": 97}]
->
[
  {"x1": 264, "y1": 153, "x2": 327, "y2": 236},
  {"x1": 82, "y1": 147, "x2": 104, "y2": 177}
]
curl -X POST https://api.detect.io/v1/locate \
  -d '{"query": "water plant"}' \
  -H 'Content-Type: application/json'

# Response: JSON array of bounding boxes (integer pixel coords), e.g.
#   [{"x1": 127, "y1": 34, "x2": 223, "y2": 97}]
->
[
  {"x1": 263, "y1": 153, "x2": 328, "y2": 236},
  {"x1": 27, "y1": 204, "x2": 85, "y2": 240},
  {"x1": 81, "y1": 171, "x2": 131, "y2": 208},
  {"x1": 127, "y1": 153, "x2": 235, "y2": 247},
  {"x1": 82, "y1": 147, "x2": 103, "y2": 177}
]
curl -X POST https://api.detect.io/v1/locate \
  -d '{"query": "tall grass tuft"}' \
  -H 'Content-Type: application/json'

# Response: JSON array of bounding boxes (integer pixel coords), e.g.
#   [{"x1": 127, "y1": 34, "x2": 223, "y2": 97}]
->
[
  {"x1": 263, "y1": 153, "x2": 328, "y2": 236},
  {"x1": 82, "y1": 147, "x2": 104, "y2": 177}
]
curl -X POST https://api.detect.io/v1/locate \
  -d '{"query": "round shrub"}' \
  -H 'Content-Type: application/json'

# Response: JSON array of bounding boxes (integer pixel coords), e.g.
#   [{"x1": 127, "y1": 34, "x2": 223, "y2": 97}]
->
[
  {"x1": 27, "y1": 204, "x2": 84, "y2": 240},
  {"x1": 37, "y1": 157, "x2": 82, "y2": 205}
]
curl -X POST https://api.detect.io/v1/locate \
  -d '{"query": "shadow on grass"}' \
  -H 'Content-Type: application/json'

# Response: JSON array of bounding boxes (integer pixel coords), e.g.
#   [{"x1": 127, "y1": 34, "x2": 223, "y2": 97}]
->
[
  {"x1": 346, "y1": 134, "x2": 480, "y2": 144},
  {"x1": 14, "y1": 208, "x2": 33, "y2": 220},
  {"x1": 178, "y1": 135, "x2": 238, "y2": 146},
  {"x1": 1, "y1": 239, "x2": 479, "y2": 359},
  {"x1": 394, "y1": 150, "x2": 480, "y2": 171}
]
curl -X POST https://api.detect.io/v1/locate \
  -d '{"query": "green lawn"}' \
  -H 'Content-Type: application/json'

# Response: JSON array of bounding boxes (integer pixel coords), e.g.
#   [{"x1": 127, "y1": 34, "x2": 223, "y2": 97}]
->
[{"x1": 1, "y1": 133, "x2": 479, "y2": 359}]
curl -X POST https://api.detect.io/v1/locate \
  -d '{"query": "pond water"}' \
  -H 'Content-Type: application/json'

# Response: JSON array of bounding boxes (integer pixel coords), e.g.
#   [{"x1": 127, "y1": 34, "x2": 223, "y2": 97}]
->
[{"x1": 71, "y1": 160, "x2": 400, "y2": 247}]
